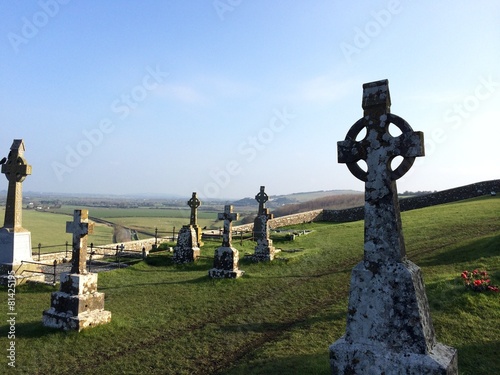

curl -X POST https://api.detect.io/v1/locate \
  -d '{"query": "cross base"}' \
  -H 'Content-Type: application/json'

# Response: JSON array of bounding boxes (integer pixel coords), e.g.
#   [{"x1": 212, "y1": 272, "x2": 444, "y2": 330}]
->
[
  {"x1": 173, "y1": 226, "x2": 200, "y2": 264},
  {"x1": 330, "y1": 260, "x2": 458, "y2": 374},
  {"x1": 0, "y1": 229, "x2": 32, "y2": 265},
  {"x1": 208, "y1": 246, "x2": 244, "y2": 278},
  {"x1": 253, "y1": 238, "x2": 276, "y2": 262},
  {"x1": 330, "y1": 339, "x2": 457, "y2": 374},
  {"x1": 42, "y1": 308, "x2": 112, "y2": 332},
  {"x1": 42, "y1": 272, "x2": 111, "y2": 331}
]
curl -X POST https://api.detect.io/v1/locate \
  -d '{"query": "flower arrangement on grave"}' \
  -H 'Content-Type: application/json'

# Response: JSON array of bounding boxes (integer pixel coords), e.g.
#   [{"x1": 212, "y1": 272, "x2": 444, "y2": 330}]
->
[{"x1": 461, "y1": 269, "x2": 499, "y2": 292}]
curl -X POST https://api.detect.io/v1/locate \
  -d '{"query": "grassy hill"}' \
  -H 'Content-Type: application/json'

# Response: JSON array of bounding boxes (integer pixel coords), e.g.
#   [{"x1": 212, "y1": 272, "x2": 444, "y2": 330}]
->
[{"x1": 0, "y1": 196, "x2": 499, "y2": 374}]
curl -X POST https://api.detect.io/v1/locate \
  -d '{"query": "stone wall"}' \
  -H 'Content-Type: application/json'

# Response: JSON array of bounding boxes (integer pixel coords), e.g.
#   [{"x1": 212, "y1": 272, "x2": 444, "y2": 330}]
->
[
  {"x1": 233, "y1": 209, "x2": 323, "y2": 232},
  {"x1": 323, "y1": 179, "x2": 499, "y2": 223}
]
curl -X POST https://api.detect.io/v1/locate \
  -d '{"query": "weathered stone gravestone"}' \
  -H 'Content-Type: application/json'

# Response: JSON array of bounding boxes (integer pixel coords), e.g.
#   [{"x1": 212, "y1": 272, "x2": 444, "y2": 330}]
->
[
  {"x1": 0, "y1": 140, "x2": 33, "y2": 267},
  {"x1": 208, "y1": 205, "x2": 244, "y2": 278},
  {"x1": 329, "y1": 80, "x2": 457, "y2": 374},
  {"x1": 173, "y1": 192, "x2": 202, "y2": 263},
  {"x1": 188, "y1": 192, "x2": 203, "y2": 246},
  {"x1": 252, "y1": 186, "x2": 276, "y2": 261},
  {"x1": 43, "y1": 209, "x2": 111, "y2": 331}
]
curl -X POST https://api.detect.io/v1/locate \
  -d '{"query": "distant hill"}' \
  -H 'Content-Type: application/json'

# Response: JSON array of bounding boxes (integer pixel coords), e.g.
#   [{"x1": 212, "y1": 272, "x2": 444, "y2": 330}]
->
[{"x1": 232, "y1": 189, "x2": 361, "y2": 208}]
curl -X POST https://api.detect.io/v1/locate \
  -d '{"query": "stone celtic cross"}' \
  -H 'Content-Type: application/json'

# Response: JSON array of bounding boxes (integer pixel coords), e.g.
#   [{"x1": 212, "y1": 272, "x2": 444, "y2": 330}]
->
[
  {"x1": 337, "y1": 79, "x2": 424, "y2": 263},
  {"x1": 187, "y1": 192, "x2": 201, "y2": 226},
  {"x1": 1, "y1": 140, "x2": 32, "y2": 230},
  {"x1": 218, "y1": 205, "x2": 239, "y2": 247},
  {"x1": 255, "y1": 186, "x2": 271, "y2": 216},
  {"x1": 66, "y1": 209, "x2": 94, "y2": 274}
]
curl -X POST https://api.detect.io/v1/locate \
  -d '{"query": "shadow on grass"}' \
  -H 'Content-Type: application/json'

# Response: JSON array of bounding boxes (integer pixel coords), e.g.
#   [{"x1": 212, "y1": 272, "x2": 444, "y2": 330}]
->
[
  {"x1": 418, "y1": 234, "x2": 500, "y2": 267},
  {"x1": 0, "y1": 321, "x2": 60, "y2": 339}
]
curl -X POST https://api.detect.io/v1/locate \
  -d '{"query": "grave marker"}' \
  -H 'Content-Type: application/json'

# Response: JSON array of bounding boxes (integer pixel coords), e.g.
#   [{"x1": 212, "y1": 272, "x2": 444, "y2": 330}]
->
[
  {"x1": 43, "y1": 209, "x2": 111, "y2": 331},
  {"x1": 329, "y1": 80, "x2": 457, "y2": 374},
  {"x1": 208, "y1": 205, "x2": 244, "y2": 278},
  {"x1": 0, "y1": 140, "x2": 33, "y2": 267},
  {"x1": 173, "y1": 192, "x2": 202, "y2": 263},
  {"x1": 252, "y1": 186, "x2": 276, "y2": 261}
]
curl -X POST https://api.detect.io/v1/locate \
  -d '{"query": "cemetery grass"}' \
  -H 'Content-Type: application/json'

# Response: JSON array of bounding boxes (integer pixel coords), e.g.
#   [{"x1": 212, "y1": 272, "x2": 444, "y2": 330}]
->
[{"x1": 0, "y1": 196, "x2": 498, "y2": 374}]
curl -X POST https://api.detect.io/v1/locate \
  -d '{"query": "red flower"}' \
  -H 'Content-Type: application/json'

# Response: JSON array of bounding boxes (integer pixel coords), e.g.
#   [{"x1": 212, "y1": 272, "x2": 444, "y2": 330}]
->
[{"x1": 474, "y1": 279, "x2": 483, "y2": 286}]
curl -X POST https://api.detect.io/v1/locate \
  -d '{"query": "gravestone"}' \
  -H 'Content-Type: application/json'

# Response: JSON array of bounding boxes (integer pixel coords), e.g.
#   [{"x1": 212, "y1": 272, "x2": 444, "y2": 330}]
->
[
  {"x1": 208, "y1": 205, "x2": 244, "y2": 278},
  {"x1": 173, "y1": 192, "x2": 202, "y2": 263},
  {"x1": 188, "y1": 192, "x2": 203, "y2": 246},
  {"x1": 252, "y1": 186, "x2": 276, "y2": 261},
  {"x1": 329, "y1": 80, "x2": 457, "y2": 374},
  {"x1": 0, "y1": 140, "x2": 33, "y2": 267},
  {"x1": 43, "y1": 209, "x2": 111, "y2": 331}
]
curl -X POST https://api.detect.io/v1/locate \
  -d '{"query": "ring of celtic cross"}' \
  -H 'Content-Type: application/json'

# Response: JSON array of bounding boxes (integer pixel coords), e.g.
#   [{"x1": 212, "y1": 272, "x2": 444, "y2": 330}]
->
[{"x1": 342, "y1": 113, "x2": 418, "y2": 182}]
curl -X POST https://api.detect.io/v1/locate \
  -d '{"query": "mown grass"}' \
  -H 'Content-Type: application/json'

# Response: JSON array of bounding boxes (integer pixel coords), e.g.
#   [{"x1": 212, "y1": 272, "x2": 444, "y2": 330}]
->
[{"x1": 0, "y1": 196, "x2": 498, "y2": 374}]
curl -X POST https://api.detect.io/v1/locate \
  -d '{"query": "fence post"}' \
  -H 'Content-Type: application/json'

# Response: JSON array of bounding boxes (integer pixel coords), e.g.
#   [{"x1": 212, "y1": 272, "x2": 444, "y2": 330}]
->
[
  {"x1": 38, "y1": 243, "x2": 41, "y2": 261},
  {"x1": 240, "y1": 231, "x2": 243, "y2": 246},
  {"x1": 172, "y1": 226, "x2": 176, "y2": 242},
  {"x1": 52, "y1": 259, "x2": 57, "y2": 286},
  {"x1": 155, "y1": 227, "x2": 158, "y2": 247},
  {"x1": 65, "y1": 240, "x2": 69, "y2": 258},
  {"x1": 88, "y1": 243, "x2": 94, "y2": 273}
]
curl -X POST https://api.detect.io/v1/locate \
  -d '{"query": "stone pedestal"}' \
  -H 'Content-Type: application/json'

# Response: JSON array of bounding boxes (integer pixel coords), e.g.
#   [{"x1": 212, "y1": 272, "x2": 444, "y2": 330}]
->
[
  {"x1": 0, "y1": 229, "x2": 32, "y2": 265},
  {"x1": 42, "y1": 272, "x2": 111, "y2": 331},
  {"x1": 173, "y1": 225, "x2": 200, "y2": 264},
  {"x1": 208, "y1": 246, "x2": 244, "y2": 279},
  {"x1": 329, "y1": 261, "x2": 457, "y2": 374},
  {"x1": 254, "y1": 238, "x2": 276, "y2": 261},
  {"x1": 253, "y1": 214, "x2": 276, "y2": 261}
]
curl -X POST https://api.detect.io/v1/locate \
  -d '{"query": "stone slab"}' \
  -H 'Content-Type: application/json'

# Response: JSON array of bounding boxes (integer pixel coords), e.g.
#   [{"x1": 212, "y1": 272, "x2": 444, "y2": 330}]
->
[
  {"x1": 0, "y1": 229, "x2": 32, "y2": 264},
  {"x1": 42, "y1": 308, "x2": 112, "y2": 332},
  {"x1": 49, "y1": 290, "x2": 106, "y2": 316},
  {"x1": 59, "y1": 272, "x2": 98, "y2": 295},
  {"x1": 330, "y1": 337, "x2": 457, "y2": 375}
]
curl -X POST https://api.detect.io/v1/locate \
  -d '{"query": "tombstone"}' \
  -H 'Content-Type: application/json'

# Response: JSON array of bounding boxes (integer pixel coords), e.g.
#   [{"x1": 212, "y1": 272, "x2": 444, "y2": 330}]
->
[
  {"x1": 173, "y1": 225, "x2": 200, "y2": 264},
  {"x1": 208, "y1": 205, "x2": 244, "y2": 278},
  {"x1": 173, "y1": 192, "x2": 202, "y2": 263},
  {"x1": 329, "y1": 80, "x2": 457, "y2": 374},
  {"x1": 187, "y1": 192, "x2": 203, "y2": 246},
  {"x1": 0, "y1": 140, "x2": 33, "y2": 267},
  {"x1": 252, "y1": 186, "x2": 276, "y2": 261},
  {"x1": 43, "y1": 209, "x2": 111, "y2": 331}
]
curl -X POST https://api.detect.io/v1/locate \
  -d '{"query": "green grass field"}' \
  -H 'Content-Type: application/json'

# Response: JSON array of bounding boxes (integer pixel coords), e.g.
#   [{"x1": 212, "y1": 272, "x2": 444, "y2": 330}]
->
[
  {"x1": 0, "y1": 206, "x2": 221, "y2": 254},
  {"x1": 0, "y1": 196, "x2": 499, "y2": 374}
]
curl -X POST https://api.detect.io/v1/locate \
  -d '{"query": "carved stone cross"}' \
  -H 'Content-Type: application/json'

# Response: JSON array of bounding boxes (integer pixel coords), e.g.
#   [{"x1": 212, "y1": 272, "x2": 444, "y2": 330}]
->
[
  {"x1": 187, "y1": 192, "x2": 201, "y2": 226},
  {"x1": 66, "y1": 209, "x2": 94, "y2": 274},
  {"x1": 255, "y1": 186, "x2": 271, "y2": 216},
  {"x1": 337, "y1": 79, "x2": 424, "y2": 264},
  {"x1": 1, "y1": 140, "x2": 32, "y2": 230},
  {"x1": 218, "y1": 205, "x2": 239, "y2": 247}
]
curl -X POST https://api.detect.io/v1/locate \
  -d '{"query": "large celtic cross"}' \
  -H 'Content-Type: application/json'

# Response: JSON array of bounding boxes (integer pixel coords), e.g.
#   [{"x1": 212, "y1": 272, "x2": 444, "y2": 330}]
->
[
  {"x1": 188, "y1": 192, "x2": 201, "y2": 226},
  {"x1": 1, "y1": 139, "x2": 32, "y2": 230},
  {"x1": 66, "y1": 209, "x2": 94, "y2": 274},
  {"x1": 337, "y1": 80, "x2": 424, "y2": 263}
]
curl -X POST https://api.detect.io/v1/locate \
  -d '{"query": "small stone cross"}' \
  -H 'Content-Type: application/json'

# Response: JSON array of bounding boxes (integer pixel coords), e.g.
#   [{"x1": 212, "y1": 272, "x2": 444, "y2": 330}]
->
[
  {"x1": 255, "y1": 186, "x2": 269, "y2": 216},
  {"x1": 337, "y1": 79, "x2": 424, "y2": 263},
  {"x1": 187, "y1": 192, "x2": 201, "y2": 226},
  {"x1": 217, "y1": 205, "x2": 239, "y2": 247},
  {"x1": 1, "y1": 139, "x2": 32, "y2": 230},
  {"x1": 66, "y1": 209, "x2": 94, "y2": 274}
]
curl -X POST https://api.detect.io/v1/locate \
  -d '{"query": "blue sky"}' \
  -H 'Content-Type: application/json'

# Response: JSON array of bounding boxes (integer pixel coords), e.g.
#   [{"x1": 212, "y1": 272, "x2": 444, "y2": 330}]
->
[{"x1": 1, "y1": 1, "x2": 499, "y2": 199}]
